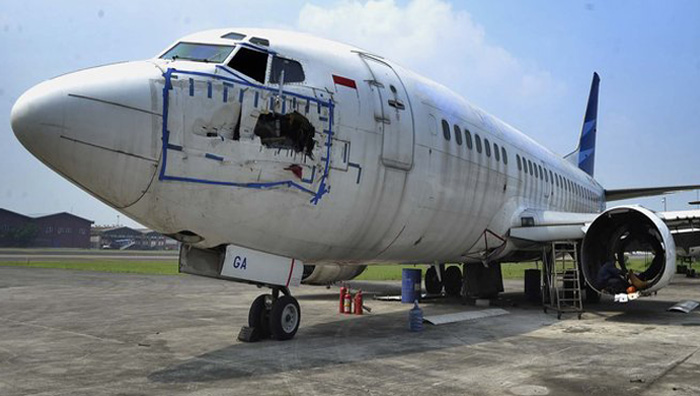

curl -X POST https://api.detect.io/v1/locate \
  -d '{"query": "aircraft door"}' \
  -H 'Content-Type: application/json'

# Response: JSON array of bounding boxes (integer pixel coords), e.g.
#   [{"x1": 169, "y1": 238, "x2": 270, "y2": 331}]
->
[{"x1": 360, "y1": 55, "x2": 414, "y2": 170}]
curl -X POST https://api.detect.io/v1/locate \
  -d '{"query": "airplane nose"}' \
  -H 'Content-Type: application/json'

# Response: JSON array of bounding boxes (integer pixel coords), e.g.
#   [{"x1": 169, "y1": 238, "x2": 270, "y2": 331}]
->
[
  {"x1": 11, "y1": 61, "x2": 163, "y2": 209},
  {"x1": 11, "y1": 79, "x2": 66, "y2": 165}
]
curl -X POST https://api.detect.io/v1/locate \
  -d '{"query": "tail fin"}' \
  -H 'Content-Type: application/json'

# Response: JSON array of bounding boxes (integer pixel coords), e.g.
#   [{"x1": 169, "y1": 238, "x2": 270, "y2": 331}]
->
[{"x1": 565, "y1": 72, "x2": 600, "y2": 177}]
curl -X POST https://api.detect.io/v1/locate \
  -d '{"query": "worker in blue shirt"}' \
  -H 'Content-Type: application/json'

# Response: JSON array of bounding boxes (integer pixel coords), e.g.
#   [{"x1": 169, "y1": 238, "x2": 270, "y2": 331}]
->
[{"x1": 596, "y1": 260, "x2": 628, "y2": 293}]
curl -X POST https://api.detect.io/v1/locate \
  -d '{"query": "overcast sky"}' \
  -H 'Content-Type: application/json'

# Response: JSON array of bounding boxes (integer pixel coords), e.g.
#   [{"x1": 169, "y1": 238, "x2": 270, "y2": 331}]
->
[{"x1": 1, "y1": 0, "x2": 699, "y2": 227}]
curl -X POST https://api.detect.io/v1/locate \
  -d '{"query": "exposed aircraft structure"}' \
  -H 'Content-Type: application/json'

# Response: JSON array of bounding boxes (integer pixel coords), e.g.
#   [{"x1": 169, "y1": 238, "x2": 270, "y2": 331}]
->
[{"x1": 11, "y1": 28, "x2": 700, "y2": 340}]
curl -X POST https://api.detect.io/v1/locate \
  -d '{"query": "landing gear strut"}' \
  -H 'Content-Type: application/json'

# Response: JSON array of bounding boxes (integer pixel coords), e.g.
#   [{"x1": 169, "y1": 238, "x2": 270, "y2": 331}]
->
[{"x1": 244, "y1": 287, "x2": 301, "y2": 341}]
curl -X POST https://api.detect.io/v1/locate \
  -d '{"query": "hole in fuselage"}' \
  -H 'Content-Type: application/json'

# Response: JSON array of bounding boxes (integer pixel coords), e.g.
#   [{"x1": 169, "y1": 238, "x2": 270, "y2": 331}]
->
[{"x1": 253, "y1": 111, "x2": 316, "y2": 158}]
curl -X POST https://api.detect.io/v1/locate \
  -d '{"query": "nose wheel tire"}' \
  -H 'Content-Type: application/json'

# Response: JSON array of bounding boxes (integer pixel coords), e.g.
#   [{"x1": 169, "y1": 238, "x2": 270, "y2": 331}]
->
[
  {"x1": 425, "y1": 266, "x2": 443, "y2": 295},
  {"x1": 248, "y1": 294, "x2": 272, "y2": 339},
  {"x1": 269, "y1": 295, "x2": 301, "y2": 340}
]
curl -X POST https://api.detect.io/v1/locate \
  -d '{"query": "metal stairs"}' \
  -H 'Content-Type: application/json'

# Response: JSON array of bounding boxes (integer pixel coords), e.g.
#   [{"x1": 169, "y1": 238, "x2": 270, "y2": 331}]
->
[{"x1": 541, "y1": 241, "x2": 583, "y2": 319}]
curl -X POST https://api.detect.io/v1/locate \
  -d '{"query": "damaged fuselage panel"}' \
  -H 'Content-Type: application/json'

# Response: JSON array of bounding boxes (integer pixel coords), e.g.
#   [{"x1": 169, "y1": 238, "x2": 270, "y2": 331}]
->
[
  {"x1": 159, "y1": 69, "x2": 332, "y2": 199},
  {"x1": 254, "y1": 111, "x2": 316, "y2": 158}
]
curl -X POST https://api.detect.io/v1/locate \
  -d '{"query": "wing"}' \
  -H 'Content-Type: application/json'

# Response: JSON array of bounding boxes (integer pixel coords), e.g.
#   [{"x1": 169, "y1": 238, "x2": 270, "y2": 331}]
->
[
  {"x1": 605, "y1": 185, "x2": 700, "y2": 201},
  {"x1": 509, "y1": 208, "x2": 700, "y2": 251},
  {"x1": 509, "y1": 210, "x2": 595, "y2": 243},
  {"x1": 657, "y1": 209, "x2": 700, "y2": 255}
]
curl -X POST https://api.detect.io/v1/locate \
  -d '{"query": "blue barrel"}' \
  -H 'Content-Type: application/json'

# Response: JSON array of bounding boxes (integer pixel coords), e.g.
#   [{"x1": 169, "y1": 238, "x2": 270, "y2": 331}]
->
[{"x1": 401, "y1": 268, "x2": 422, "y2": 303}]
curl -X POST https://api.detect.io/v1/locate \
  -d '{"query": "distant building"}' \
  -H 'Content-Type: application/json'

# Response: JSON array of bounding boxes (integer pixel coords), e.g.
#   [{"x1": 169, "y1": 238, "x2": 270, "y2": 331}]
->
[
  {"x1": 141, "y1": 229, "x2": 179, "y2": 250},
  {"x1": 0, "y1": 208, "x2": 93, "y2": 248},
  {"x1": 91, "y1": 226, "x2": 179, "y2": 250}
]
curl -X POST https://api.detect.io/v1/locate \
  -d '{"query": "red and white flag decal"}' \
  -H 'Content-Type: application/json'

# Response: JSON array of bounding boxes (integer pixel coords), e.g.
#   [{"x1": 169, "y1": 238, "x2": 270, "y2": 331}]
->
[{"x1": 332, "y1": 75, "x2": 357, "y2": 89}]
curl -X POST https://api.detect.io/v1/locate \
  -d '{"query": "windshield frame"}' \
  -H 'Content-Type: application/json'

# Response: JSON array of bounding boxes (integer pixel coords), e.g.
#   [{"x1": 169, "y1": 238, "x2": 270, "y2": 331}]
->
[{"x1": 159, "y1": 42, "x2": 236, "y2": 64}]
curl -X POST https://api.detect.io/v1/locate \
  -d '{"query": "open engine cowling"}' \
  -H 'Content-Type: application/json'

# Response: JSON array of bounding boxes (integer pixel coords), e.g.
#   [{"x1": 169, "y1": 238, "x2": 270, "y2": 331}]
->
[
  {"x1": 581, "y1": 206, "x2": 676, "y2": 294},
  {"x1": 301, "y1": 264, "x2": 367, "y2": 285}
]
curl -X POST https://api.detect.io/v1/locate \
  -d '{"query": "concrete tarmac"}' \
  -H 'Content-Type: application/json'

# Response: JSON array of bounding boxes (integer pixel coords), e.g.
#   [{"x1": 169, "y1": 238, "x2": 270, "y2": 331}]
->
[{"x1": 0, "y1": 267, "x2": 699, "y2": 396}]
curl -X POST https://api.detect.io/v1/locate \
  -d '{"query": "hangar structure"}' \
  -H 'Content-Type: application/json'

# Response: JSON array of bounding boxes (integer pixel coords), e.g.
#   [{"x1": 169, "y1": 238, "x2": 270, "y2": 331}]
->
[{"x1": 0, "y1": 208, "x2": 93, "y2": 248}]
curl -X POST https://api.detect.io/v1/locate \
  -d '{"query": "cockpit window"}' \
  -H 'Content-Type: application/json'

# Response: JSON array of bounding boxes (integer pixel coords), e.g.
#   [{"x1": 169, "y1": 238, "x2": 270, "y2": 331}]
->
[
  {"x1": 161, "y1": 42, "x2": 234, "y2": 63},
  {"x1": 228, "y1": 47, "x2": 268, "y2": 83},
  {"x1": 249, "y1": 37, "x2": 270, "y2": 47},
  {"x1": 270, "y1": 56, "x2": 305, "y2": 84},
  {"x1": 221, "y1": 32, "x2": 246, "y2": 41}
]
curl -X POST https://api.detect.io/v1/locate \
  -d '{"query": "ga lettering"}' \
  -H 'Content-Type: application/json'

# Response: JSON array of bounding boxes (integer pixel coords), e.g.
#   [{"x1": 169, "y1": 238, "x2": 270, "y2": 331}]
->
[{"x1": 232, "y1": 255, "x2": 247, "y2": 269}]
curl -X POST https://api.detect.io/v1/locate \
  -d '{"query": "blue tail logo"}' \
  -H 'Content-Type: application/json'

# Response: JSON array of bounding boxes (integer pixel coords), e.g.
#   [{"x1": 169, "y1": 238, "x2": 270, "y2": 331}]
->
[{"x1": 577, "y1": 72, "x2": 600, "y2": 177}]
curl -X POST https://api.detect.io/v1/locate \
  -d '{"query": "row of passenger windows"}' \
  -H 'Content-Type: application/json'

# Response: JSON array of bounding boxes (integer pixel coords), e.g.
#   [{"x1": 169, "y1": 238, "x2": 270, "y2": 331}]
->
[
  {"x1": 441, "y1": 120, "x2": 508, "y2": 165},
  {"x1": 515, "y1": 154, "x2": 597, "y2": 202},
  {"x1": 439, "y1": 119, "x2": 597, "y2": 205}
]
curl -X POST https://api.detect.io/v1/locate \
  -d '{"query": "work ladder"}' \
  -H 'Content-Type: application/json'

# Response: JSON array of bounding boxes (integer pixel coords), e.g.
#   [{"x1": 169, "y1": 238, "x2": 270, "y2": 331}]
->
[{"x1": 541, "y1": 242, "x2": 583, "y2": 319}]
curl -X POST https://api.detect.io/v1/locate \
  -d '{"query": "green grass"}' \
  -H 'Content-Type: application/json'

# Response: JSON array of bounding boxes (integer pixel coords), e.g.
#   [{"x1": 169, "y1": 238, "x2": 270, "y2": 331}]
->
[
  {"x1": 0, "y1": 248, "x2": 177, "y2": 255},
  {"x1": 0, "y1": 258, "x2": 656, "y2": 279},
  {"x1": 355, "y1": 262, "x2": 540, "y2": 281},
  {"x1": 354, "y1": 258, "x2": 656, "y2": 281},
  {"x1": 0, "y1": 260, "x2": 178, "y2": 275}
]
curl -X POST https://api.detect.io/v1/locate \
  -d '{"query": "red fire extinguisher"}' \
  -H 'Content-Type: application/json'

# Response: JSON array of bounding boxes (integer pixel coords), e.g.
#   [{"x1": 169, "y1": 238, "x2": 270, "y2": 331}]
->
[
  {"x1": 344, "y1": 291, "x2": 352, "y2": 314},
  {"x1": 353, "y1": 290, "x2": 363, "y2": 315},
  {"x1": 339, "y1": 285, "x2": 347, "y2": 314}
]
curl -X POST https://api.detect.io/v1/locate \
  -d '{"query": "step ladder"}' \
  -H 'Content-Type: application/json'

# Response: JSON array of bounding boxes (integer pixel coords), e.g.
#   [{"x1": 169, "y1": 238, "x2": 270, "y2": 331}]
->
[{"x1": 541, "y1": 242, "x2": 583, "y2": 319}]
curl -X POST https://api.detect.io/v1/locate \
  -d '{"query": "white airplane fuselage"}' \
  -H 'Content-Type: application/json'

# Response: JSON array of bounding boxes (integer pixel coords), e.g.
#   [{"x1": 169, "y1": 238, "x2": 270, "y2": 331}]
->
[{"x1": 11, "y1": 28, "x2": 605, "y2": 266}]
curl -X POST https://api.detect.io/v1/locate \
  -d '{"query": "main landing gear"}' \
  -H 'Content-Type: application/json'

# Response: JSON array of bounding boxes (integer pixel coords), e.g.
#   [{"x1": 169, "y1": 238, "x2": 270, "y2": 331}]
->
[
  {"x1": 425, "y1": 265, "x2": 462, "y2": 297},
  {"x1": 246, "y1": 287, "x2": 300, "y2": 341}
]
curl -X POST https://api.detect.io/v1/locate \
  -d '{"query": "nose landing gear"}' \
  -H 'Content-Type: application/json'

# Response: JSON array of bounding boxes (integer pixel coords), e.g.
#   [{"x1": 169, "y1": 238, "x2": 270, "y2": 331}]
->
[{"x1": 243, "y1": 287, "x2": 301, "y2": 342}]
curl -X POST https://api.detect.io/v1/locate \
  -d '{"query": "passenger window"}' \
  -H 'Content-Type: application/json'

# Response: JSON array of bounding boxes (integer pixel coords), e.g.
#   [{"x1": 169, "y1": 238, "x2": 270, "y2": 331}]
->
[
  {"x1": 538, "y1": 165, "x2": 543, "y2": 179},
  {"x1": 494, "y1": 143, "x2": 500, "y2": 161},
  {"x1": 475, "y1": 134, "x2": 482, "y2": 153},
  {"x1": 544, "y1": 168, "x2": 549, "y2": 182},
  {"x1": 534, "y1": 164, "x2": 539, "y2": 179},
  {"x1": 528, "y1": 160, "x2": 533, "y2": 175},
  {"x1": 502, "y1": 147, "x2": 508, "y2": 164},
  {"x1": 454, "y1": 125, "x2": 463, "y2": 146},
  {"x1": 442, "y1": 120, "x2": 451, "y2": 141},
  {"x1": 549, "y1": 170, "x2": 554, "y2": 184},
  {"x1": 464, "y1": 128, "x2": 473, "y2": 149},
  {"x1": 428, "y1": 114, "x2": 437, "y2": 135},
  {"x1": 270, "y1": 56, "x2": 305, "y2": 83},
  {"x1": 484, "y1": 139, "x2": 491, "y2": 157},
  {"x1": 228, "y1": 47, "x2": 268, "y2": 83},
  {"x1": 516, "y1": 154, "x2": 521, "y2": 171}
]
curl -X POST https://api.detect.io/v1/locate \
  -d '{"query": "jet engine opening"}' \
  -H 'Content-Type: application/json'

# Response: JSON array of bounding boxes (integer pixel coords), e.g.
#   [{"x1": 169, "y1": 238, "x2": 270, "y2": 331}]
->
[
  {"x1": 581, "y1": 207, "x2": 675, "y2": 294},
  {"x1": 253, "y1": 111, "x2": 316, "y2": 157}
]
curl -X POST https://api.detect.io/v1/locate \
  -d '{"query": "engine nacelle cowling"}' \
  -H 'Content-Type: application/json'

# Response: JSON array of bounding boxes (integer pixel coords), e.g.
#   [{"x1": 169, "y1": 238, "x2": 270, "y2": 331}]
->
[
  {"x1": 301, "y1": 264, "x2": 367, "y2": 285},
  {"x1": 581, "y1": 205, "x2": 676, "y2": 294}
]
